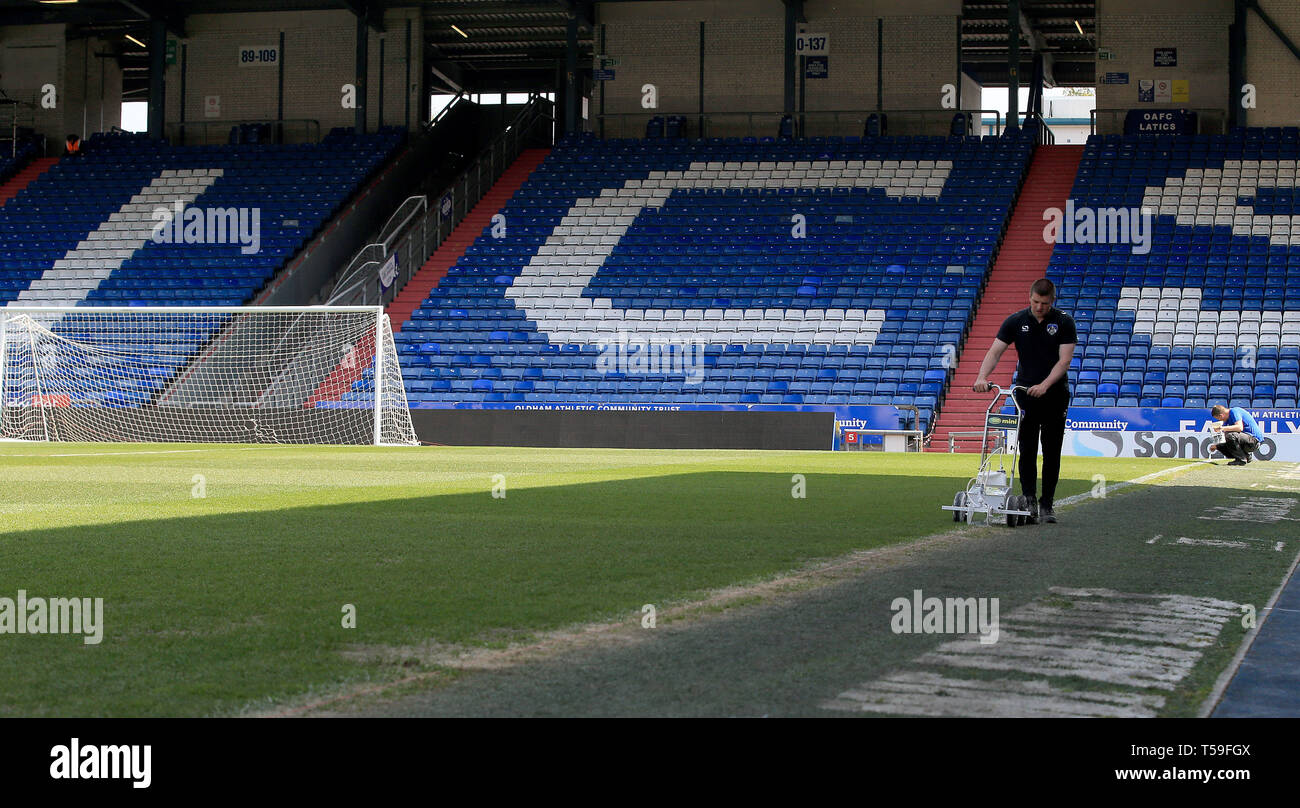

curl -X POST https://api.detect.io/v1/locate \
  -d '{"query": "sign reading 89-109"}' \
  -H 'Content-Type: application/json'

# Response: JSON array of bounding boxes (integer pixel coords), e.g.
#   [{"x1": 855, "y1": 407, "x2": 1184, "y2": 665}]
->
[{"x1": 238, "y1": 46, "x2": 279, "y2": 67}]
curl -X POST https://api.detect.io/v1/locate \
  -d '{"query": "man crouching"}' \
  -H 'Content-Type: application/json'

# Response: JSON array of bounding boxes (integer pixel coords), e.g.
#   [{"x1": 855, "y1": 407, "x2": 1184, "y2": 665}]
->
[{"x1": 1210, "y1": 404, "x2": 1264, "y2": 466}]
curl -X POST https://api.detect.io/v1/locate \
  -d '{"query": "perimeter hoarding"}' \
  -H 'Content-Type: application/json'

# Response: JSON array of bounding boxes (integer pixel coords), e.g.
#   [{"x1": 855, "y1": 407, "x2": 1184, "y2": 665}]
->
[{"x1": 1063, "y1": 407, "x2": 1300, "y2": 461}]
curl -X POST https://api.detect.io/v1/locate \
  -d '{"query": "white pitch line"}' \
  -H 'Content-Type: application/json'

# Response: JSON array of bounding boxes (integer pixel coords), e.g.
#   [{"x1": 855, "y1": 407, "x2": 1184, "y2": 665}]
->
[
  {"x1": 2, "y1": 446, "x2": 311, "y2": 458},
  {"x1": 1198, "y1": 496, "x2": 1300, "y2": 523},
  {"x1": 822, "y1": 671, "x2": 1164, "y2": 718},
  {"x1": 1175, "y1": 537, "x2": 1249, "y2": 549},
  {"x1": 48, "y1": 449, "x2": 211, "y2": 457},
  {"x1": 826, "y1": 589, "x2": 1237, "y2": 717},
  {"x1": 1055, "y1": 461, "x2": 1208, "y2": 509},
  {"x1": 918, "y1": 632, "x2": 1203, "y2": 690}
]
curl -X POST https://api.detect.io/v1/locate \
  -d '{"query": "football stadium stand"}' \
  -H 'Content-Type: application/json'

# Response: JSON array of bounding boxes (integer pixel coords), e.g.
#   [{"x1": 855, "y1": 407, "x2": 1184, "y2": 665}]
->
[
  {"x1": 0, "y1": 128, "x2": 403, "y2": 308},
  {"x1": 0, "y1": 127, "x2": 405, "y2": 406},
  {"x1": 14, "y1": 118, "x2": 1300, "y2": 437},
  {"x1": 1051, "y1": 130, "x2": 1300, "y2": 412},
  {"x1": 352, "y1": 130, "x2": 1037, "y2": 434}
]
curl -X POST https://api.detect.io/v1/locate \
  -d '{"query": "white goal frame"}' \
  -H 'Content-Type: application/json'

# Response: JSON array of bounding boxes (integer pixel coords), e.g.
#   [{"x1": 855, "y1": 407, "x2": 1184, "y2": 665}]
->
[{"x1": 0, "y1": 305, "x2": 417, "y2": 446}]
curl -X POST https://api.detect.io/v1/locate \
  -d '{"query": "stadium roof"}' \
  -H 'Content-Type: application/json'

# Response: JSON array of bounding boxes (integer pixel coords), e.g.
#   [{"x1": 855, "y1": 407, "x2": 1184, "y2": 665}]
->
[
  {"x1": 0, "y1": 1, "x2": 1095, "y2": 101},
  {"x1": 962, "y1": 0, "x2": 1097, "y2": 88},
  {"x1": 0, "y1": 0, "x2": 595, "y2": 99}
]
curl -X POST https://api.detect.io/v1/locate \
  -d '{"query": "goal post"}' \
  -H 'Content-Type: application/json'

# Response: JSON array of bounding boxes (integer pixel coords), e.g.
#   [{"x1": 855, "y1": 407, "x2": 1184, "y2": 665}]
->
[{"x1": 0, "y1": 306, "x2": 417, "y2": 446}]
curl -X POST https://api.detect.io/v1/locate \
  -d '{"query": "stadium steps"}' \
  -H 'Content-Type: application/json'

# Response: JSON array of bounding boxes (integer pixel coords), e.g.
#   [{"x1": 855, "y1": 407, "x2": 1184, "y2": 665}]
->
[
  {"x1": 307, "y1": 147, "x2": 550, "y2": 406},
  {"x1": 0, "y1": 157, "x2": 58, "y2": 206},
  {"x1": 386, "y1": 147, "x2": 551, "y2": 331},
  {"x1": 929, "y1": 144, "x2": 1084, "y2": 451},
  {"x1": 304, "y1": 331, "x2": 377, "y2": 410}
]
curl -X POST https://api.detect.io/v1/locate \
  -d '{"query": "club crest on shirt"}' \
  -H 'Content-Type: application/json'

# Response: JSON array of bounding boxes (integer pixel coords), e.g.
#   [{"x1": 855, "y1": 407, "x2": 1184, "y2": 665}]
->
[{"x1": 1046, "y1": 323, "x2": 1058, "y2": 336}]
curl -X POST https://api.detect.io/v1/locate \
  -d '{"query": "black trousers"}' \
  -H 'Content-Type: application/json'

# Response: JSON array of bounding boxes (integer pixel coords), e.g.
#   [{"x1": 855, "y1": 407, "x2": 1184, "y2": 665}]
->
[
  {"x1": 1220, "y1": 431, "x2": 1259, "y2": 461},
  {"x1": 1015, "y1": 385, "x2": 1069, "y2": 507}
]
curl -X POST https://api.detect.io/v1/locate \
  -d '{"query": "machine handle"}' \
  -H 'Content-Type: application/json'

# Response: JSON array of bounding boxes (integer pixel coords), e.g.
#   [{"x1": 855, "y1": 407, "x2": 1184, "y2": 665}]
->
[{"x1": 990, "y1": 384, "x2": 1028, "y2": 395}]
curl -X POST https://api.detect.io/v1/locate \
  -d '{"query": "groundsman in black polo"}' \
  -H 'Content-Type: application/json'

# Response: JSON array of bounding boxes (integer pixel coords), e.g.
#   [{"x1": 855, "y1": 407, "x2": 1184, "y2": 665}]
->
[{"x1": 972, "y1": 278, "x2": 1077, "y2": 524}]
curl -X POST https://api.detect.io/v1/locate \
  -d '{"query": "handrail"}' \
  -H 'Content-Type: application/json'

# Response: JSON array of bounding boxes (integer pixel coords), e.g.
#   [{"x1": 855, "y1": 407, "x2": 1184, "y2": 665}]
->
[
  {"x1": 323, "y1": 196, "x2": 425, "y2": 304},
  {"x1": 377, "y1": 195, "x2": 428, "y2": 250},
  {"x1": 1016, "y1": 111, "x2": 1056, "y2": 145},
  {"x1": 594, "y1": 108, "x2": 1002, "y2": 139},
  {"x1": 0, "y1": 93, "x2": 38, "y2": 159},
  {"x1": 324, "y1": 93, "x2": 554, "y2": 308},
  {"x1": 324, "y1": 243, "x2": 386, "y2": 304},
  {"x1": 163, "y1": 118, "x2": 322, "y2": 145},
  {"x1": 425, "y1": 90, "x2": 465, "y2": 132}
]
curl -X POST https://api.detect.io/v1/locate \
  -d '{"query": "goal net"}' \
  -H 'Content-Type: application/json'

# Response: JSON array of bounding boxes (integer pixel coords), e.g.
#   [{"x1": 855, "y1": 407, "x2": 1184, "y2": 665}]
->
[{"x1": 0, "y1": 306, "x2": 417, "y2": 445}]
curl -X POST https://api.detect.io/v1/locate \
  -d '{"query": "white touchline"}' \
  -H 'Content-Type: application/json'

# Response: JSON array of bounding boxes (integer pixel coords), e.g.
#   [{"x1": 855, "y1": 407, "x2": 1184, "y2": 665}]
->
[
  {"x1": 48, "y1": 449, "x2": 211, "y2": 457},
  {"x1": 1149, "y1": 534, "x2": 1288, "y2": 551},
  {"x1": 1056, "y1": 460, "x2": 1207, "y2": 509},
  {"x1": 507, "y1": 160, "x2": 952, "y2": 345}
]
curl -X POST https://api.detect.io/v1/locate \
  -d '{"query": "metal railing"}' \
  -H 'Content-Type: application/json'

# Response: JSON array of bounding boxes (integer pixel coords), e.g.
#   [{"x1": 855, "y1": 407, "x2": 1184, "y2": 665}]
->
[
  {"x1": 163, "y1": 118, "x2": 322, "y2": 145},
  {"x1": 0, "y1": 95, "x2": 39, "y2": 158},
  {"x1": 324, "y1": 196, "x2": 428, "y2": 305},
  {"x1": 594, "y1": 109, "x2": 1002, "y2": 140},
  {"x1": 1013, "y1": 111, "x2": 1056, "y2": 145},
  {"x1": 424, "y1": 90, "x2": 465, "y2": 132},
  {"x1": 840, "y1": 427, "x2": 925, "y2": 452},
  {"x1": 324, "y1": 94, "x2": 553, "y2": 308},
  {"x1": 1089, "y1": 107, "x2": 1228, "y2": 136}
]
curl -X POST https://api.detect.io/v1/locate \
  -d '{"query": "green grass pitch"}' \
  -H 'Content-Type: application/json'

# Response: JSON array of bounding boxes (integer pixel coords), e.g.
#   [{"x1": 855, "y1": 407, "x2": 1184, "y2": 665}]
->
[{"x1": 0, "y1": 444, "x2": 1188, "y2": 716}]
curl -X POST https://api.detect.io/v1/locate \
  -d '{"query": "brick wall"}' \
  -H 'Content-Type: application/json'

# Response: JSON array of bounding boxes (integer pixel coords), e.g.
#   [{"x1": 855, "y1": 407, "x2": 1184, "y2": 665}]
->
[
  {"x1": 882, "y1": 15, "x2": 958, "y2": 113},
  {"x1": 64, "y1": 37, "x2": 123, "y2": 139},
  {"x1": 595, "y1": 18, "x2": 702, "y2": 138},
  {"x1": 1095, "y1": 0, "x2": 1232, "y2": 133},
  {"x1": 165, "y1": 8, "x2": 423, "y2": 142},
  {"x1": 802, "y1": 8, "x2": 879, "y2": 115},
  {"x1": 701, "y1": 17, "x2": 784, "y2": 134},
  {"x1": 594, "y1": 0, "x2": 959, "y2": 138},
  {"x1": 0, "y1": 24, "x2": 66, "y2": 150},
  {"x1": 1245, "y1": 0, "x2": 1300, "y2": 127}
]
